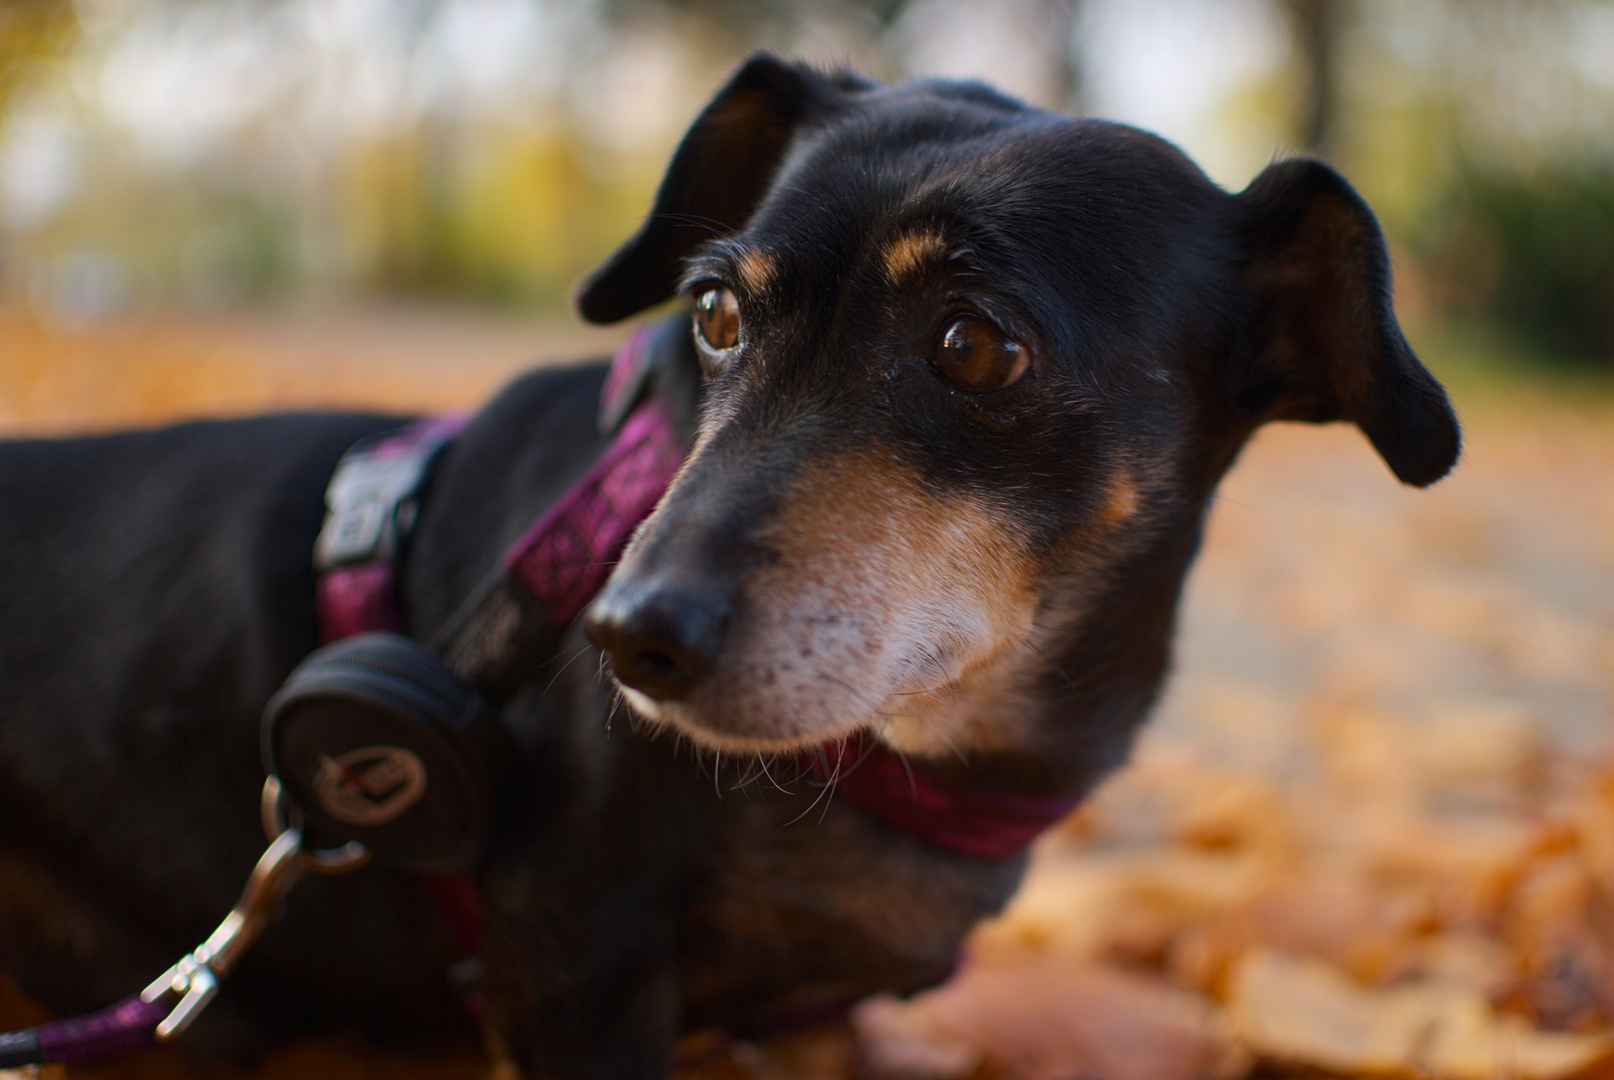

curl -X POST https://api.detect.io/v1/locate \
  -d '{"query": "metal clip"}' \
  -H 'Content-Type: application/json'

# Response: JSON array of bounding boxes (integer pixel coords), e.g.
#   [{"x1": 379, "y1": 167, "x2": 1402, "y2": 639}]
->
[{"x1": 139, "y1": 778, "x2": 369, "y2": 1041}]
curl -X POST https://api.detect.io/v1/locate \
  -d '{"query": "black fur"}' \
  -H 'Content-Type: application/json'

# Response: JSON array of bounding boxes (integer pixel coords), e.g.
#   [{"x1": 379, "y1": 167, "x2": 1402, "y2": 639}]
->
[{"x1": 1, "y1": 54, "x2": 1458, "y2": 1079}]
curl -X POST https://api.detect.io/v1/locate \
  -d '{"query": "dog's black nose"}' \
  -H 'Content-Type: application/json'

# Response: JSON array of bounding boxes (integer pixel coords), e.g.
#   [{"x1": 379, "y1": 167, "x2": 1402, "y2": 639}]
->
[{"x1": 584, "y1": 584, "x2": 726, "y2": 701}]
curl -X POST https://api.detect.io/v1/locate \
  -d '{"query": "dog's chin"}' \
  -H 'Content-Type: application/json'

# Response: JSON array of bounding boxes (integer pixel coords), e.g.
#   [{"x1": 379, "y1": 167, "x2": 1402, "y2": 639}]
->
[{"x1": 617, "y1": 685, "x2": 855, "y2": 755}]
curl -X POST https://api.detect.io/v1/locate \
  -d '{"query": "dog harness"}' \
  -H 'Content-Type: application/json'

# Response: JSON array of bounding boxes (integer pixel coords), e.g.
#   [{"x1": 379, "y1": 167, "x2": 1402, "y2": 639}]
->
[
  {"x1": 0, "y1": 323, "x2": 1085, "y2": 1069},
  {"x1": 308, "y1": 325, "x2": 1084, "y2": 862}
]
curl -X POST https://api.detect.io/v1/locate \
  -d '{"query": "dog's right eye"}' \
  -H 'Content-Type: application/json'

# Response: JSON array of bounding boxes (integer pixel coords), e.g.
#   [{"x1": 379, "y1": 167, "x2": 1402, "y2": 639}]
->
[
  {"x1": 935, "y1": 314, "x2": 1029, "y2": 392},
  {"x1": 694, "y1": 287, "x2": 741, "y2": 354}
]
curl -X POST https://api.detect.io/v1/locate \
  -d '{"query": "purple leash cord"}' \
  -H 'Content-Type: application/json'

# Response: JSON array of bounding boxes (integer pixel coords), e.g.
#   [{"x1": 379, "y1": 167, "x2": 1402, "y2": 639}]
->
[
  {"x1": 0, "y1": 996, "x2": 173, "y2": 1067},
  {"x1": 0, "y1": 778, "x2": 367, "y2": 1068}
]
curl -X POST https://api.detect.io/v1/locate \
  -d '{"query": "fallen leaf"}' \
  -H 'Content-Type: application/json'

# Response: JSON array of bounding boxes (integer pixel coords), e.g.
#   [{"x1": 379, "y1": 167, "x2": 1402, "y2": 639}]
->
[
  {"x1": 1169, "y1": 865, "x2": 1431, "y2": 991},
  {"x1": 854, "y1": 958, "x2": 1241, "y2": 1080},
  {"x1": 1227, "y1": 949, "x2": 1614, "y2": 1080},
  {"x1": 973, "y1": 847, "x2": 1270, "y2": 966}
]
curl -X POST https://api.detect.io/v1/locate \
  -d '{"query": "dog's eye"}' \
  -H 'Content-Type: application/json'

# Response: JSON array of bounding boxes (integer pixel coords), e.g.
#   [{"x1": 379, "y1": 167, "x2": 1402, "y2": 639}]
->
[
  {"x1": 694, "y1": 287, "x2": 741, "y2": 353},
  {"x1": 935, "y1": 315, "x2": 1028, "y2": 392}
]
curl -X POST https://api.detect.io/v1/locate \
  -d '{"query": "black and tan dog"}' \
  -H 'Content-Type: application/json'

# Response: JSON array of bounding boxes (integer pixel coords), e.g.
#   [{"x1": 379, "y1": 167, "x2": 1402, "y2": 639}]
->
[{"x1": 0, "y1": 55, "x2": 1458, "y2": 1079}]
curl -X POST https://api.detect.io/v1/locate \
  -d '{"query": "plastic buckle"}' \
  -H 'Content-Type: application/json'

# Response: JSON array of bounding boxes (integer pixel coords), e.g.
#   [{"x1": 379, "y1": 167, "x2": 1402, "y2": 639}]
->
[{"x1": 314, "y1": 453, "x2": 435, "y2": 570}]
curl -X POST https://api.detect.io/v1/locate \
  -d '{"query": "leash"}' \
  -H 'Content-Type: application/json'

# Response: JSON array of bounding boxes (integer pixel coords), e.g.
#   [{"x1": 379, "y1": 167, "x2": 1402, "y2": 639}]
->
[{"x1": 0, "y1": 780, "x2": 364, "y2": 1068}]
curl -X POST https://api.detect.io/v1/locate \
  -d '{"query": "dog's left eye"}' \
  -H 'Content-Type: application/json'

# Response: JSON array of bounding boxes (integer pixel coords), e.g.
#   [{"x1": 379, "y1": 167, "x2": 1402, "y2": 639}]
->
[
  {"x1": 694, "y1": 287, "x2": 741, "y2": 353},
  {"x1": 935, "y1": 315, "x2": 1029, "y2": 392}
]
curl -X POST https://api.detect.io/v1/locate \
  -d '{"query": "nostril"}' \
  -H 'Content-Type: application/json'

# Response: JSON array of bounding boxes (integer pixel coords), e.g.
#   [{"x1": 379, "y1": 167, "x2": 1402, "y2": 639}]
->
[{"x1": 583, "y1": 584, "x2": 727, "y2": 702}]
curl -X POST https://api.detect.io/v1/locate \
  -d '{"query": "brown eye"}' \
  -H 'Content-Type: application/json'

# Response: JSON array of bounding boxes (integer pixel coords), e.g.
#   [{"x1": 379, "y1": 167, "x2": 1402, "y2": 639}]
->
[
  {"x1": 935, "y1": 315, "x2": 1029, "y2": 392},
  {"x1": 694, "y1": 287, "x2": 740, "y2": 352}
]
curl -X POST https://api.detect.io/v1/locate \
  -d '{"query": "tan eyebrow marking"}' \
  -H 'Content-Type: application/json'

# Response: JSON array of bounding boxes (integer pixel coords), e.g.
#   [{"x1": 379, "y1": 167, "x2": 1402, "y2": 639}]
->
[
  {"x1": 881, "y1": 230, "x2": 949, "y2": 282},
  {"x1": 1099, "y1": 470, "x2": 1139, "y2": 529},
  {"x1": 735, "y1": 249, "x2": 777, "y2": 294}
]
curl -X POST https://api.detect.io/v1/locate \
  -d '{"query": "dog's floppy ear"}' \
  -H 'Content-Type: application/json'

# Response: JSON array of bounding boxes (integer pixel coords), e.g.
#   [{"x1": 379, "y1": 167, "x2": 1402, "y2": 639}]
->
[
  {"x1": 577, "y1": 54, "x2": 858, "y2": 325},
  {"x1": 1229, "y1": 158, "x2": 1460, "y2": 486}
]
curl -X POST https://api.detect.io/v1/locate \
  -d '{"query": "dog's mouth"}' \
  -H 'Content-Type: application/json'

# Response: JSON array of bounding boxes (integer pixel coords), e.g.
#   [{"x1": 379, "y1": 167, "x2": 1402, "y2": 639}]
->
[
  {"x1": 614, "y1": 688, "x2": 831, "y2": 755},
  {"x1": 613, "y1": 683, "x2": 882, "y2": 757}
]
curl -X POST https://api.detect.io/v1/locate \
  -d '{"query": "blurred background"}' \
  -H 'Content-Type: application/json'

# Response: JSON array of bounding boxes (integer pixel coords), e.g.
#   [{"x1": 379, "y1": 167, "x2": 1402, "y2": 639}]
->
[
  {"x1": 1, "y1": 0, "x2": 1610, "y2": 371},
  {"x1": 1, "y1": 3, "x2": 1612, "y2": 1078}
]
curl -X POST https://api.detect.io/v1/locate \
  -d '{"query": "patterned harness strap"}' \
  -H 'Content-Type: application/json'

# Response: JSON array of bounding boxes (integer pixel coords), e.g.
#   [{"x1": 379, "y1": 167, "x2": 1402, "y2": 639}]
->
[
  {"x1": 311, "y1": 325, "x2": 681, "y2": 704},
  {"x1": 425, "y1": 328, "x2": 683, "y2": 699}
]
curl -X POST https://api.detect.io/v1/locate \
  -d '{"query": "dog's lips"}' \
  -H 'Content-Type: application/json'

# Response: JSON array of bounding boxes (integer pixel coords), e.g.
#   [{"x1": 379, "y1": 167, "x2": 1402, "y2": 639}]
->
[{"x1": 622, "y1": 687, "x2": 863, "y2": 755}]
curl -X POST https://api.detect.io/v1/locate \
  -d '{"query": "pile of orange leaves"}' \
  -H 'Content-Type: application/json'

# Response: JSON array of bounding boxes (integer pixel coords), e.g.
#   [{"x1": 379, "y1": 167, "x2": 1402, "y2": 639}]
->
[{"x1": 678, "y1": 707, "x2": 1614, "y2": 1080}]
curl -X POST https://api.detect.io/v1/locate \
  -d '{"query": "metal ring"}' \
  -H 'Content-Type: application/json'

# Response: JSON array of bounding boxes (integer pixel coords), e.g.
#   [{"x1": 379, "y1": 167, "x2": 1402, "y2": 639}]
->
[{"x1": 259, "y1": 776, "x2": 370, "y2": 874}]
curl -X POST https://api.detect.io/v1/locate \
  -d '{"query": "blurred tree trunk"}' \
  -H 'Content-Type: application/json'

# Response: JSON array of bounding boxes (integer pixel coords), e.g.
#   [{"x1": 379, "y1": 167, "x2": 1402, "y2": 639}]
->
[{"x1": 1287, "y1": 0, "x2": 1345, "y2": 156}]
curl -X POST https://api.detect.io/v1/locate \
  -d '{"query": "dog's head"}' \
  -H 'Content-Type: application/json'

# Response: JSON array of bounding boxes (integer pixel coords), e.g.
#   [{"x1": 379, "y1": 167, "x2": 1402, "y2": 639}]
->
[{"x1": 580, "y1": 55, "x2": 1458, "y2": 791}]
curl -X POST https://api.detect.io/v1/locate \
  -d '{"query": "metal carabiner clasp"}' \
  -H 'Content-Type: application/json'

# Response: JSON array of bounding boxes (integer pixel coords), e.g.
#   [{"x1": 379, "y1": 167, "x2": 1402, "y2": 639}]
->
[{"x1": 139, "y1": 778, "x2": 369, "y2": 1041}]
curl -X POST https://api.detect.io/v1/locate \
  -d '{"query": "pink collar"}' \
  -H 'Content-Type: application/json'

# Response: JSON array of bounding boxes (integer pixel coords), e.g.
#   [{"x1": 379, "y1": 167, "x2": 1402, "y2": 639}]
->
[
  {"x1": 801, "y1": 733, "x2": 1080, "y2": 860},
  {"x1": 315, "y1": 330, "x2": 1078, "y2": 860}
]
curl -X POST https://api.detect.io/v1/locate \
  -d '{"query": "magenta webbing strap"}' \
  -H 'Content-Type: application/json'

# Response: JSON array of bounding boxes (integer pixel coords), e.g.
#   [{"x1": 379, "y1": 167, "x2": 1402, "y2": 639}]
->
[
  {"x1": 317, "y1": 563, "x2": 403, "y2": 642},
  {"x1": 503, "y1": 401, "x2": 682, "y2": 625},
  {"x1": 599, "y1": 325, "x2": 655, "y2": 432},
  {"x1": 802, "y1": 733, "x2": 1082, "y2": 860},
  {"x1": 430, "y1": 331, "x2": 684, "y2": 688}
]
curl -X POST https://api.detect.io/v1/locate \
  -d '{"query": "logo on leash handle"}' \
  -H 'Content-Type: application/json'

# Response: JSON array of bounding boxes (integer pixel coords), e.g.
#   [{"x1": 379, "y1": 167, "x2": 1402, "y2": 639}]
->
[{"x1": 312, "y1": 746, "x2": 427, "y2": 826}]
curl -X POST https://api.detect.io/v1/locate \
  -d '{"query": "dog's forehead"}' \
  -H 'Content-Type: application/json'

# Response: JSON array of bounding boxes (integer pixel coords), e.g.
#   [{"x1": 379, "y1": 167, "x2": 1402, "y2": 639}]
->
[
  {"x1": 720, "y1": 94, "x2": 1225, "y2": 371},
  {"x1": 749, "y1": 91, "x2": 1214, "y2": 258}
]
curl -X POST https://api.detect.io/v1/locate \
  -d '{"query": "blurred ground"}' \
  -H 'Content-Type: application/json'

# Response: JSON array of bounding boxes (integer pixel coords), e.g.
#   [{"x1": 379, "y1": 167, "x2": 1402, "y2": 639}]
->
[
  {"x1": 0, "y1": 306, "x2": 624, "y2": 435},
  {"x1": 1, "y1": 307, "x2": 1611, "y2": 1079}
]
